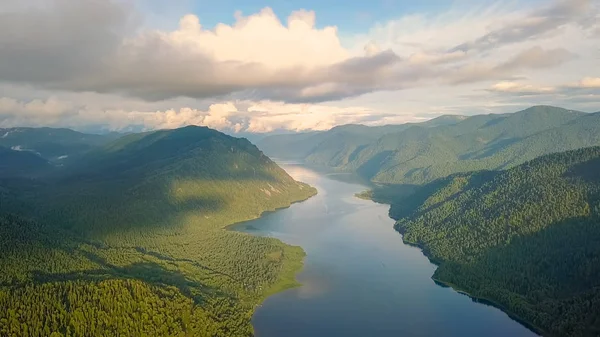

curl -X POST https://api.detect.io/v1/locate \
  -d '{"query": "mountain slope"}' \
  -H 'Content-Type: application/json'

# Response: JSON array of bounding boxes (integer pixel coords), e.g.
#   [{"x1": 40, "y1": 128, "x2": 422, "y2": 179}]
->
[
  {"x1": 0, "y1": 127, "x2": 119, "y2": 162},
  {"x1": 257, "y1": 117, "x2": 466, "y2": 163},
  {"x1": 256, "y1": 124, "x2": 405, "y2": 162},
  {"x1": 0, "y1": 126, "x2": 316, "y2": 336},
  {"x1": 258, "y1": 106, "x2": 598, "y2": 185},
  {"x1": 392, "y1": 146, "x2": 600, "y2": 337},
  {"x1": 0, "y1": 146, "x2": 52, "y2": 177}
]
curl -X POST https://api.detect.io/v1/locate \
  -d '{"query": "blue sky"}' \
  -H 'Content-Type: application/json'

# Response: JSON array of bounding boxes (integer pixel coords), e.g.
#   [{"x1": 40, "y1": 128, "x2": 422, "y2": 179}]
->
[
  {"x1": 0, "y1": 0, "x2": 598, "y2": 132},
  {"x1": 189, "y1": 0, "x2": 450, "y2": 31},
  {"x1": 141, "y1": 0, "x2": 522, "y2": 33}
]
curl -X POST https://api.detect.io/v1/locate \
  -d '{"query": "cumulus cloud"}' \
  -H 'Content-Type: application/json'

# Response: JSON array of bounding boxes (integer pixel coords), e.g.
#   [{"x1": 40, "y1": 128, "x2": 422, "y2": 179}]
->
[
  {"x1": 1, "y1": 1, "x2": 374, "y2": 102},
  {"x1": 0, "y1": 0, "x2": 598, "y2": 131},
  {"x1": 0, "y1": 95, "x2": 398, "y2": 133},
  {"x1": 0, "y1": 0, "x2": 595, "y2": 105}
]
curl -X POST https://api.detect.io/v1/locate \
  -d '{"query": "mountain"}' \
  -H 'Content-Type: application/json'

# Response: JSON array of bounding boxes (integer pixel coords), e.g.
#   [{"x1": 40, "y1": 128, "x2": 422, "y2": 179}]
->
[
  {"x1": 0, "y1": 146, "x2": 52, "y2": 177},
  {"x1": 392, "y1": 146, "x2": 600, "y2": 337},
  {"x1": 0, "y1": 126, "x2": 316, "y2": 336},
  {"x1": 417, "y1": 114, "x2": 468, "y2": 127},
  {"x1": 0, "y1": 127, "x2": 120, "y2": 162},
  {"x1": 255, "y1": 116, "x2": 467, "y2": 162},
  {"x1": 258, "y1": 106, "x2": 598, "y2": 185},
  {"x1": 257, "y1": 124, "x2": 414, "y2": 161}
]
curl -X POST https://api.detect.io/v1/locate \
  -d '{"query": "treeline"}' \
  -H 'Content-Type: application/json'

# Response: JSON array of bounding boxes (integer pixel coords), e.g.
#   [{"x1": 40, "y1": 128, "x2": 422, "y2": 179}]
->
[{"x1": 392, "y1": 146, "x2": 600, "y2": 336}]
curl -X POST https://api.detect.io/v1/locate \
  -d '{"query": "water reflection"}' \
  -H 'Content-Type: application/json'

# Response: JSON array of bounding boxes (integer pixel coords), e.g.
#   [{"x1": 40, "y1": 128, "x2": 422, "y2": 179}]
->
[{"x1": 234, "y1": 164, "x2": 538, "y2": 337}]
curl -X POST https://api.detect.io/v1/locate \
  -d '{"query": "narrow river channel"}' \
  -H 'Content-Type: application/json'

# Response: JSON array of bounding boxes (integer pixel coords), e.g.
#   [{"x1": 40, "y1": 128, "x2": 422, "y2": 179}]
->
[{"x1": 232, "y1": 163, "x2": 538, "y2": 337}]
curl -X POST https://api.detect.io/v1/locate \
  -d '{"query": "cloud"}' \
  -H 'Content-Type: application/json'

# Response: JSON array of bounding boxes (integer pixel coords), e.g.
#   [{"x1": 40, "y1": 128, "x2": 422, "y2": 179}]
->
[
  {"x1": 497, "y1": 47, "x2": 575, "y2": 71},
  {"x1": 446, "y1": 46, "x2": 575, "y2": 84},
  {"x1": 450, "y1": 0, "x2": 595, "y2": 52},
  {"x1": 0, "y1": 95, "x2": 405, "y2": 133},
  {"x1": 0, "y1": 0, "x2": 136, "y2": 85},
  {"x1": 0, "y1": 0, "x2": 598, "y2": 132},
  {"x1": 488, "y1": 81, "x2": 556, "y2": 95},
  {"x1": 0, "y1": 97, "x2": 76, "y2": 126},
  {"x1": 478, "y1": 76, "x2": 600, "y2": 111},
  {"x1": 0, "y1": 0, "x2": 594, "y2": 106},
  {"x1": 577, "y1": 77, "x2": 600, "y2": 88}
]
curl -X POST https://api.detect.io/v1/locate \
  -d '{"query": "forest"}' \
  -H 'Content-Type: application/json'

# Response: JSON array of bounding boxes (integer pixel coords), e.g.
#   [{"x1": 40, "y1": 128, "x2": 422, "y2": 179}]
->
[
  {"x1": 391, "y1": 146, "x2": 600, "y2": 337},
  {"x1": 0, "y1": 126, "x2": 316, "y2": 336},
  {"x1": 259, "y1": 106, "x2": 600, "y2": 185}
]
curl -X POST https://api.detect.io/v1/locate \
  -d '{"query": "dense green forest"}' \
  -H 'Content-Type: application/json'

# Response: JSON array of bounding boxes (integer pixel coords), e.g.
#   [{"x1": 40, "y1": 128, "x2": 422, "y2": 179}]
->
[
  {"x1": 0, "y1": 126, "x2": 316, "y2": 336},
  {"x1": 259, "y1": 106, "x2": 600, "y2": 185},
  {"x1": 257, "y1": 114, "x2": 465, "y2": 162},
  {"x1": 390, "y1": 146, "x2": 600, "y2": 337}
]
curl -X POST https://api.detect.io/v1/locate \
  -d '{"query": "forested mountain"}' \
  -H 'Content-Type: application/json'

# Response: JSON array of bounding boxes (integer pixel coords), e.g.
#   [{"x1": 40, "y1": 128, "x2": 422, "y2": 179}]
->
[
  {"x1": 258, "y1": 106, "x2": 599, "y2": 185},
  {"x1": 257, "y1": 115, "x2": 466, "y2": 161},
  {"x1": 0, "y1": 146, "x2": 52, "y2": 177},
  {"x1": 0, "y1": 126, "x2": 316, "y2": 336},
  {"x1": 0, "y1": 127, "x2": 119, "y2": 162},
  {"x1": 391, "y1": 146, "x2": 600, "y2": 337}
]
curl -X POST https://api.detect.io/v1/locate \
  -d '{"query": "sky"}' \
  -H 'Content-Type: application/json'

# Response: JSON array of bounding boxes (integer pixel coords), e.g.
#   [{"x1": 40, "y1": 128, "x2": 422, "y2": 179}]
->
[{"x1": 0, "y1": 0, "x2": 599, "y2": 134}]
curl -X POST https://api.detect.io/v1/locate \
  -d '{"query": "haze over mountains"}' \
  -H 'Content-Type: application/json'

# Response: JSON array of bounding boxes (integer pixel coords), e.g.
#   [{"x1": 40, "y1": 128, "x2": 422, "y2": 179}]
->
[
  {"x1": 259, "y1": 106, "x2": 600, "y2": 185},
  {"x1": 0, "y1": 127, "x2": 121, "y2": 162}
]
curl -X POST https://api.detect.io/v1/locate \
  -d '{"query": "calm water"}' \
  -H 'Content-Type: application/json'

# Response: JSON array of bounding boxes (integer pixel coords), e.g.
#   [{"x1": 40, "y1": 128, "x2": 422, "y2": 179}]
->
[{"x1": 232, "y1": 164, "x2": 538, "y2": 337}]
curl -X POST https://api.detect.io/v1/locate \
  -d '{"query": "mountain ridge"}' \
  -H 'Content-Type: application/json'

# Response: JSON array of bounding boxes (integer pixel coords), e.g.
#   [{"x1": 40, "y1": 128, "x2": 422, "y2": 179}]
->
[{"x1": 258, "y1": 105, "x2": 600, "y2": 185}]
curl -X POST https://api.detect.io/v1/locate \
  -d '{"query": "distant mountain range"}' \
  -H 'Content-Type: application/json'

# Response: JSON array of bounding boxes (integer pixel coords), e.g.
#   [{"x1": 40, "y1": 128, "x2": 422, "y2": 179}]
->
[
  {"x1": 258, "y1": 106, "x2": 600, "y2": 185},
  {"x1": 0, "y1": 127, "x2": 121, "y2": 162}
]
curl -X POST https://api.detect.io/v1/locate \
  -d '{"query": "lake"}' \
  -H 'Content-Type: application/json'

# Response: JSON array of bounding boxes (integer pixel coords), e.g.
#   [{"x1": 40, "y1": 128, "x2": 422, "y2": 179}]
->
[{"x1": 231, "y1": 163, "x2": 538, "y2": 337}]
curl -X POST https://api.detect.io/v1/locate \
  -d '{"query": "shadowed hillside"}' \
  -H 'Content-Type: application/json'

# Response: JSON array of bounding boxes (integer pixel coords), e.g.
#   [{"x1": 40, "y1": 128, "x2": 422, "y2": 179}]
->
[
  {"x1": 0, "y1": 127, "x2": 120, "y2": 162},
  {"x1": 392, "y1": 146, "x2": 600, "y2": 337},
  {"x1": 0, "y1": 126, "x2": 316, "y2": 337}
]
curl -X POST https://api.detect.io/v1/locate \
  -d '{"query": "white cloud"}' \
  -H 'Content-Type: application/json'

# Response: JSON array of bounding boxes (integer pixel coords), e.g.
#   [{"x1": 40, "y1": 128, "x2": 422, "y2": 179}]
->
[
  {"x1": 489, "y1": 81, "x2": 556, "y2": 94},
  {"x1": 577, "y1": 77, "x2": 600, "y2": 88},
  {"x1": 2, "y1": 0, "x2": 596, "y2": 103},
  {"x1": 167, "y1": 9, "x2": 348, "y2": 69},
  {"x1": 0, "y1": 0, "x2": 598, "y2": 132},
  {"x1": 0, "y1": 95, "x2": 396, "y2": 133}
]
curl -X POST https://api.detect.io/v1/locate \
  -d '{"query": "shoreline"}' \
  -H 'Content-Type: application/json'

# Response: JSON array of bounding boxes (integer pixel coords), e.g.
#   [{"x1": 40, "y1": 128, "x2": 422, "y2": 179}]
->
[
  {"x1": 223, "y1": 186, "x2": 316, "y2": 232},
  {"x1": 359, "y1": 190, "x2": 546, "y2": 336},
  {"x1": 431, "y1": 278, "x2": 544, "y2": 336},
  {"x1": 229, "y1": 169, "x2": 543, "y2": 336},
  {"x1": 394, "y1": 225, "x2": 545, "y2": 337},
  {"x1": 225, "y1": 183, "x2": 318, "y2": 335}
]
